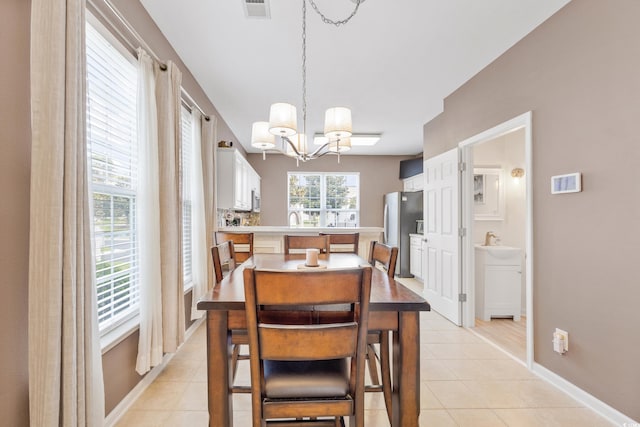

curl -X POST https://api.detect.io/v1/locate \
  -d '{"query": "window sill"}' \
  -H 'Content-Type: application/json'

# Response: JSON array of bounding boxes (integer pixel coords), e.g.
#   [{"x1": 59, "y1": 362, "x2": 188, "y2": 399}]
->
[{"x1": 100, "y1": 315, "x2": 140, "y2": 355}]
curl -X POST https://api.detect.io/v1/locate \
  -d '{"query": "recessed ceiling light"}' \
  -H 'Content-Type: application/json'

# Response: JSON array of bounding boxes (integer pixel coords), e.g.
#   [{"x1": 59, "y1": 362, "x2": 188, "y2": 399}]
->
[{"x1": 313, "y1": 133, "x2": 381, "y2": 146}]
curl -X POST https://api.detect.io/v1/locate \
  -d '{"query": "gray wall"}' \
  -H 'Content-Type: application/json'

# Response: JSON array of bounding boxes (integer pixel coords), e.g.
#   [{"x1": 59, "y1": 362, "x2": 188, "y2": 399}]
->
[
  {"x1": 247, "y1": 154, "x2": 413, "y2": 227},
  {"x1": 423, "y1": 0, "x2": 640, "y2": 420}
]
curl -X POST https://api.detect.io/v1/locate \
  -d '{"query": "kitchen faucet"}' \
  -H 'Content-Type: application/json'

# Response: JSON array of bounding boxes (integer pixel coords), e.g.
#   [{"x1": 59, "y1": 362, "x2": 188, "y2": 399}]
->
[
  {"x1": 484, "y1": 231, "x2": 498, "y2": 246},
  {"x1": 289, "y1": 211, "x2": 301, "y2": 227}
]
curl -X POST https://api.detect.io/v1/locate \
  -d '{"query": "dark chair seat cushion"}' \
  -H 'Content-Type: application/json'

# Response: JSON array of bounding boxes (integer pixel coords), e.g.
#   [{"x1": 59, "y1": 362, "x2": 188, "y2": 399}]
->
[{"x1": 264, "y1": 359, "x2": 349, "y2": 399}]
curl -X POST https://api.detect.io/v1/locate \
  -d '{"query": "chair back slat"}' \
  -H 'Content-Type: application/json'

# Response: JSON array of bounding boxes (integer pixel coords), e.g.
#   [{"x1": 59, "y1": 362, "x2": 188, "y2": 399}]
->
[
  {"x1": 319, "y1": 232, "x2": 359, "y2": 254},
  {"x1": 259, "y1": 323, "x2": 358, "y2": 360},
  {"x1": 253, "y1": 269, "x2": 362, "y2": 306},
  {"x1": 283, "y1": 235, "x2": 330, "y2": 254}
]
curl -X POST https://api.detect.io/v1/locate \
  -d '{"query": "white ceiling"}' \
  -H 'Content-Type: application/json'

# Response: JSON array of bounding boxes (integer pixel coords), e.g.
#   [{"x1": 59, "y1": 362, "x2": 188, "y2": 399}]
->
[{"x1": 140, "y1": 0, "x2": 569, "y2": 156}]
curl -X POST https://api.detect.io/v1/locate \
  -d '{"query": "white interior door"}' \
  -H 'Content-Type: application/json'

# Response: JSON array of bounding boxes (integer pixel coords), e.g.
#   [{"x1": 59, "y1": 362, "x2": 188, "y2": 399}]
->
[{"x1": 423, "y1": 148, "x2": 461, "y2": 325}]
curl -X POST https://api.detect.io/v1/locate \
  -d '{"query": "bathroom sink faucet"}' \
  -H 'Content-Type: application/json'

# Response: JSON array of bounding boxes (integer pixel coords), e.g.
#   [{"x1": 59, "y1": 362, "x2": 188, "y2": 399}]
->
[{"x1": 484, "y1": 231, "x2": 498, "y2": 246}]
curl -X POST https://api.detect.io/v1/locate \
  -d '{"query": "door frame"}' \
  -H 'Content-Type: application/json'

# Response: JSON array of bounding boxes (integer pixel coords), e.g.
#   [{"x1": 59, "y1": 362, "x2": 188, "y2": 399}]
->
[{"x1": 458, "y1": 111, "x2": 534, "y2": 369}]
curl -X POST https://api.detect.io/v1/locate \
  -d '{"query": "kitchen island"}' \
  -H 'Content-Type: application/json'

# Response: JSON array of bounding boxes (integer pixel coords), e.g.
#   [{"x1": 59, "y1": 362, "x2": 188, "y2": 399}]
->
[{"x1": 216, "y1": 226, "x2": 384, "y2": 258}]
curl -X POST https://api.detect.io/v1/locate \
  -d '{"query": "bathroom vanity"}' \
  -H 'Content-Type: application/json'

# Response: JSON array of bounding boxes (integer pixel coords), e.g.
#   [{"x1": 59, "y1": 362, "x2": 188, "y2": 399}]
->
[{"x1": 474, "y1": 245, "x2": 522, "y2": 321}]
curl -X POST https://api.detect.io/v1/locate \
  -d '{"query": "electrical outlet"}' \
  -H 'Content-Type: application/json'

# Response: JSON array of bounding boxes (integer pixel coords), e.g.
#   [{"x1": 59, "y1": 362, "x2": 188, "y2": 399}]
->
[{"x1": 553, "y1": 328, "x2": 569, "y2": 354}]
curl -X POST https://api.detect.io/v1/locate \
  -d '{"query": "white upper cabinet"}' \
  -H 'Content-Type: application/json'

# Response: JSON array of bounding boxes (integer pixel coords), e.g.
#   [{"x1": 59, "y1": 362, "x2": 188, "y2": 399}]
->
[
  {"x1": 403, "y1": 173, "x2": 424, "y2": 192},
  {"x1": 216, "y1": 148, "x2": 259, "y2": 211}
]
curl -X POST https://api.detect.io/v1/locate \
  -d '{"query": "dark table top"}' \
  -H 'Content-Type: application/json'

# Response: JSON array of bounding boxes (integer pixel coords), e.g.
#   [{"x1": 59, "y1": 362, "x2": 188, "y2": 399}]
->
[{"x1": 197, "y1": 253, "x2": 430, "y2": 312}]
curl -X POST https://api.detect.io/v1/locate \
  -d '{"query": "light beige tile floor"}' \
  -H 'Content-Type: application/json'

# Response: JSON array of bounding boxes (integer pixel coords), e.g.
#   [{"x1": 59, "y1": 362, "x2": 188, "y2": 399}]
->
[{"x1": 115, "y1": 279, "x2": 614, "y2": 427}]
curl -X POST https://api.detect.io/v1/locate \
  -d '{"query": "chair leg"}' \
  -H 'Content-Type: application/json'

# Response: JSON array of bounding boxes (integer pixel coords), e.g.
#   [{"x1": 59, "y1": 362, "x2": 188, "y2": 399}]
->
[
  {"x1": 366, "y1": 343, "x2": 381, "y2": 385},
  {"x1": 379, "y1": 331, "x2": 392, "y2": 423},
  {"x1": 231, "y1": 344, "x2": 241, "y2": 380}
]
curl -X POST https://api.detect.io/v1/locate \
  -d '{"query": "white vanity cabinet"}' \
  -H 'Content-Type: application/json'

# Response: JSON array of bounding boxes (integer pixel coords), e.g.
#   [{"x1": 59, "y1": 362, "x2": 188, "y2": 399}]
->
[
  {"x1": 217, "y1": 148, "x2": 259, "y2": 211},
  {"x1": 474, "y1": 246, "x2": 522, "y2": 321},
  {"x1": 409, "y1": 234, "x2": 424, "y2": 280}
]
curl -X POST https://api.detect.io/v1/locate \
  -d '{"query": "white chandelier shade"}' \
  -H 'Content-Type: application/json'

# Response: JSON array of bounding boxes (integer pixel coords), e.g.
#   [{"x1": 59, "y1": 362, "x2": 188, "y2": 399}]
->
[
  {"x1": 268, "y1": 103, "x2": 297, "y2": 136},
  {"x1": 324, "y1": 107, "x2": 352, "y2": 139},
  {"x1": 250, "y1": 121, "x2": 276, "y2": 149}
]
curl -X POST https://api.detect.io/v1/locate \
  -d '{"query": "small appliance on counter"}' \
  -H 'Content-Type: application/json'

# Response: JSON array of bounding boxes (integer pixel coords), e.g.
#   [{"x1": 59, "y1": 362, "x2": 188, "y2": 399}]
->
[{"x1": 416, "y1": 219, "x2": 424, "y2": 235}]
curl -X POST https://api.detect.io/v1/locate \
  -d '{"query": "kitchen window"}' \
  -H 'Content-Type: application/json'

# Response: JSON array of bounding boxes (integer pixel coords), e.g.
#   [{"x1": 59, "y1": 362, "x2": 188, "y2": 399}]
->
[
  {"x1": 86, "y1": 21, "x2": 139, "y2": 335},
  {"x1": 287, "y1": 172, "x2": 359, "y2": 227}
]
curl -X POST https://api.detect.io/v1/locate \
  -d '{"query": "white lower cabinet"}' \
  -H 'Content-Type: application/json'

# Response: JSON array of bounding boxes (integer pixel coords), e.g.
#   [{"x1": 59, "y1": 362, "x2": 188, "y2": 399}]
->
[
  {"x1": 409, "y1": 234, "x2": 424, "y2": 280},
  {"x1": 474, "y1": 246, "x2": 522, "y2": 321}
]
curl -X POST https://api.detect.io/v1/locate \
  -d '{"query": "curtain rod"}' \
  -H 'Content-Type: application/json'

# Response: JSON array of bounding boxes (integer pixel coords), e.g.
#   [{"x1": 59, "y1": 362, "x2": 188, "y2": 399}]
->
[{"x1": 90, "y1": 0, "x2": 211, "y2": 121}]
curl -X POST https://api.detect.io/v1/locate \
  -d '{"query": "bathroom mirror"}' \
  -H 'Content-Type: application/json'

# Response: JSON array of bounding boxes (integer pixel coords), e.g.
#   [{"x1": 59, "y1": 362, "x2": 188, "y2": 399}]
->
[{"x1": 474, "y1": 167, "x2": 505, "y2": 220}]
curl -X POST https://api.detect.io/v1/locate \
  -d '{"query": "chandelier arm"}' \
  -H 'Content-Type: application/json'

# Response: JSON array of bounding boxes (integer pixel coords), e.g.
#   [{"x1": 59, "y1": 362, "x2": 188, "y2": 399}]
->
[
  {"x1": 308, "y1": 141, "x2": 331, "y2": 158},
  {"x1": 282, "y1": 135, "x2": 303, "y2": 157}
]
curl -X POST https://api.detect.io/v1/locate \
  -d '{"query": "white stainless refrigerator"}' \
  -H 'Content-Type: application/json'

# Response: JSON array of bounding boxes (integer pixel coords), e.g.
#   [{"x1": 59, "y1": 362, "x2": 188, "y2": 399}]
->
[{"x1": 383, "y1": 191, "x2": 424, "y2": 277}]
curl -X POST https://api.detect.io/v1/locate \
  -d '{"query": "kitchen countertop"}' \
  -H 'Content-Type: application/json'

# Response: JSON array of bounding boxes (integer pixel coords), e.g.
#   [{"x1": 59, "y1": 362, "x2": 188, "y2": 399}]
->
[{"x1": 218, "y1": 226, "x2": 384, "y2": 234}]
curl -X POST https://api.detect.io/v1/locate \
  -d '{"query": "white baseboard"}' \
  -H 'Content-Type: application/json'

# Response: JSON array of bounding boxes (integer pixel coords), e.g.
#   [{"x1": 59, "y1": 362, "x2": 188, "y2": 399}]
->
[
  {"x1": 532, "y1": 362, "x2": 638, "y2": 426},
  {"x1": 103, "y1": 317, "x2": 205, "y2": 427}
]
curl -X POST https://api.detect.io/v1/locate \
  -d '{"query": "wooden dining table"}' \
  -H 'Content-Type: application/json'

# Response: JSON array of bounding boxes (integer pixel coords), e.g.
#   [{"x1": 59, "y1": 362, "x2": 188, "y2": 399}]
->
[{"x1": 196, "y1": 252, "x2": 431, "y2": 427}]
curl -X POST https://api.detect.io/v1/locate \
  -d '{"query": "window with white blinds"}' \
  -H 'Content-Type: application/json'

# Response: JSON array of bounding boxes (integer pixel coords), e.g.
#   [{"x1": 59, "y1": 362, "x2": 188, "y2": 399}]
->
[
  {"x1": 86, "y1": 22, "x2": 140, "y2": 334},
  {"x1": 181, "y1": 106, "x2": 193, "y2": 289}
]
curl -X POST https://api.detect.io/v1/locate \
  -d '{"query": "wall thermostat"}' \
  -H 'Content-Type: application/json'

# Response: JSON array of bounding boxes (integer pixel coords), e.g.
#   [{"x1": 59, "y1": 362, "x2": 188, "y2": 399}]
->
[{"x1": 551, "y1": 173, "x2": 581, "y2": 194}]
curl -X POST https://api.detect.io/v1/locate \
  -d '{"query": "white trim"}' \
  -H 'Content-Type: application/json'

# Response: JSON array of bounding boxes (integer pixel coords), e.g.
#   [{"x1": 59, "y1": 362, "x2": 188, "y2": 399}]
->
[
  {"x1": 459, "y1": 111, "x2": 534, "y2": 369},
  {"x1": 100, "y1": 315, "x2": 140, "y2": 354},
  {"x1": 103, "y1": 317, "x2": 205, "y2": 427},
  {"x1": 532, "y1": 363, "x2": 638, "y2": 426}
]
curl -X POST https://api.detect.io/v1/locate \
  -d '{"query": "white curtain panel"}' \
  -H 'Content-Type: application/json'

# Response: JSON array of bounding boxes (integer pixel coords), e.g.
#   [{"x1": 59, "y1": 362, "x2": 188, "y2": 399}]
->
[
  {"x1": 135, "y1": 49, "x2": 163, "y2": 375},
  {"x1": 155, "y1": 61, "x2": 186, "y2": 352},
  {"x1": 202, "y1": 115, "x2": 217, "y2": 291},
  {"x1": 190, "y1": 111, "x2": 209, "y2": 320},
  {"x1": 29, "y1": 0, "x2": 105, "y2": 425}
]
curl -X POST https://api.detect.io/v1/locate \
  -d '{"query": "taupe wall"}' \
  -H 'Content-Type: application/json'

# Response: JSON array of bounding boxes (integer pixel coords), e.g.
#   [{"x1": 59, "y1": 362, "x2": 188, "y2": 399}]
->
[
  {"x1": 423, "y1": 0, "x2": 640, "y2": 419},
  {"x1": 1, "y1": 1, "x2": 31, "y2": 425},
  {"x1": 247, "y1": 154, "x2": 414, "y2": 227}
]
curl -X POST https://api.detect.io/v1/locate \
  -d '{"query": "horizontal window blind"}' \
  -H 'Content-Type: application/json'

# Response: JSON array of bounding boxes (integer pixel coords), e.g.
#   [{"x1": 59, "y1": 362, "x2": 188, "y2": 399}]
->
[
  {"x1": 86, "y1": 22, "x2": 140, "y2": 334},
  {"x1": 181, "y1": 106, "x2": 193, "y2": 288}
]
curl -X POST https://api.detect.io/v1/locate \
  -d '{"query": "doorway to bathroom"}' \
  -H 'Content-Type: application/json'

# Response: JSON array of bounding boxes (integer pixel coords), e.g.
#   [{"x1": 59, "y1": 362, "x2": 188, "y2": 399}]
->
[{"x1": 459, "y1": 112, "x2": 533, "y2": 367}]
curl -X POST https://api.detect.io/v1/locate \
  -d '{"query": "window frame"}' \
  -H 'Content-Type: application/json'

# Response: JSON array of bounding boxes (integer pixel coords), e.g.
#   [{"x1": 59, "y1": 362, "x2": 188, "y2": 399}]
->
[
  {"x1": 86, "y1": 17, "x2": 140, "y2": 340},
  {"x1": 287, "y1": 172, "x2": 360, "y2": 228}
]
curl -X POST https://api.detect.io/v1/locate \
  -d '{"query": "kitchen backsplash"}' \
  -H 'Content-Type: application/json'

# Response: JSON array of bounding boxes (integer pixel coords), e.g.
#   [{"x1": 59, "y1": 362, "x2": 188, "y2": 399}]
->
[{"x1": 217, "y1": 209, "x2": 260, "y2": 227}]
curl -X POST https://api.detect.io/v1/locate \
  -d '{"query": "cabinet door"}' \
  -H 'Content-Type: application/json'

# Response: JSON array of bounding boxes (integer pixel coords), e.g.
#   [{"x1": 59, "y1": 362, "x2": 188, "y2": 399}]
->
[
  {"x1": 409, "y1": 237, "x2": 422, "y2": 278},
  {"x1": 484, "y1": 265, "x2": 522, "y2": 321},
  {"x1": 233, "y1": 153, "x2": 245, "y2": 209}
]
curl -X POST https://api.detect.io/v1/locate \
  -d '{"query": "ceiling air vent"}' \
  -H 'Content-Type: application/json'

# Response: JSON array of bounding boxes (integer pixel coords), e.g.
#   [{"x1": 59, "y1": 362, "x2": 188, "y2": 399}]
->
[{"x1": 243, "y1": 0, "x2": 271, "y2": 19}]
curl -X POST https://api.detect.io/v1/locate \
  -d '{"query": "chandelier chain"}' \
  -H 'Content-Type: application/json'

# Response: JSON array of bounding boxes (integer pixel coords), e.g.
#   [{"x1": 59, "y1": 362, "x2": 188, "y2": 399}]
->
[
  {"x1": 302, "y1": 0, "x2": 307, "y2": 137},
  {"x1": 307, "y1": 0, "x2": 362, "y2": 27}
]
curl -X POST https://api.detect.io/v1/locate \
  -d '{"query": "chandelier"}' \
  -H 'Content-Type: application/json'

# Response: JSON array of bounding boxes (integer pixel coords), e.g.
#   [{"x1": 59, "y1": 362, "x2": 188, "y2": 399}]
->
[{"x1": 250, "y1": 0, "x2": 364, "y2": 164}]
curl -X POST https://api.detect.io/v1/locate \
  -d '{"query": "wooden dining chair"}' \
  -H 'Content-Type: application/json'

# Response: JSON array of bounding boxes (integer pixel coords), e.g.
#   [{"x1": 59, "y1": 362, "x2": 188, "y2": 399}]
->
[
  {"x1": 211, "y1": 241, "x2": 249, "y2": 392},
  {"x1": 283, "y1": 234, "x2": 330, "y2": 254},
  {"x1": 319, "y1": 232, "x2": 359, "y2": 254},
  {"x1": 366, "y1": 240, "x2": 399, "y2": 422},
  {"x1": 368, "y1": 240, "x2": 399, "y2": 278},
  {"x1": 215, "y1": 231, "x2": 254, "y2": 263},
  {"x1": 243, "y1": 266, "x2": 372, "y2": 427}
]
